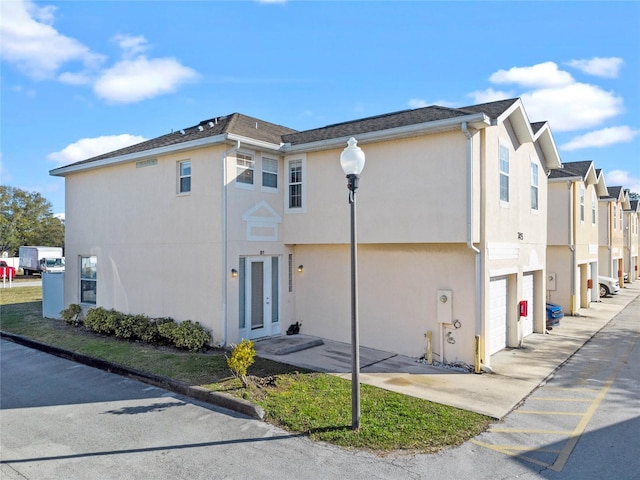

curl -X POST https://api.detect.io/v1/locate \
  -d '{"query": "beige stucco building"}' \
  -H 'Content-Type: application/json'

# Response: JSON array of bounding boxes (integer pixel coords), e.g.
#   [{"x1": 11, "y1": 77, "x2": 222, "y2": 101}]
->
[
  {"x1": 624, "y1": 198, "x2": 639, "y2": 282},
  {"x1": 50, "y1": 98, "x2": 562, "y2": 371},
  {"x1": 599, "y1": 186, "x2": 631, "y2": 287},
  {"x1": 547, "y1": 161, "x2": 608, "y2": 314}
]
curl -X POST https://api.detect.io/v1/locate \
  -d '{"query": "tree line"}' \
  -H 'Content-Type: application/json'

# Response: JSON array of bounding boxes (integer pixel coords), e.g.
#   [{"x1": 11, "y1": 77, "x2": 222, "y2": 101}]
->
[{"x1": 0, "y1": 186, "x2": 64, "y2": 256}]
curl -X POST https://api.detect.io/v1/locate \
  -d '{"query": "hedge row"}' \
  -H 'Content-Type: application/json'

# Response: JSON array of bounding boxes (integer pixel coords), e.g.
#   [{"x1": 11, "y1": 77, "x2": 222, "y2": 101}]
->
[{"x1": 62, "y1": 305, "x2": 211, "y2": 352}]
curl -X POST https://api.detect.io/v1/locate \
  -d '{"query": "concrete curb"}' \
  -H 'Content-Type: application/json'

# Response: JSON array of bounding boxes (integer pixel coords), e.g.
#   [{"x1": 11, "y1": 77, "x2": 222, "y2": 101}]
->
[{"x1": 0, "y1": 331, "x2": 265, "y2": 420}]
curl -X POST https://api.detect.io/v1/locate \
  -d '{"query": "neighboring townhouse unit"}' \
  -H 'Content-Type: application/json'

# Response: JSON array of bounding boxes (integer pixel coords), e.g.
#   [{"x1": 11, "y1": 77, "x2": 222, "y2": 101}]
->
[
  {"x1": 623, "y1": 197, "x2": 639, "y2": 282},
  {"x1": 50, "y1": 98, "x2": 561, "y2": 371},
  {"x1": 547, "y1": 161, "x2": 608, "y2": 314},
  {"x1": 599, "y1": 186, "x2": 631, "y2": 287}
]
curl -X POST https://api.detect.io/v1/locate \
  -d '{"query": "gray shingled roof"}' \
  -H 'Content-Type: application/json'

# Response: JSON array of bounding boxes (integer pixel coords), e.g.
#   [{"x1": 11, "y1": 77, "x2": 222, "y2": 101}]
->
[
  {"x1": 282, "y1": 98, "x2": 520, "y2": 146},
  {"x1": 54, "y1": 98, "x2": 525, "y2": 170},
  {"x1": 606, "y1": 185, "x2": 623, "y2": 199},
  {"x1": 59, "y1": 113, "x2": 298, "y2": 168},
  {"x1": 549, "y1": 160, "x2": 593, "y2": 179}
]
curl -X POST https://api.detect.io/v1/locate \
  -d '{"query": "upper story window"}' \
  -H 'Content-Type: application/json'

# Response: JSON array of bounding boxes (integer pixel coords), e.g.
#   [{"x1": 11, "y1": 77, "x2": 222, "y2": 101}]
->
[
  {"x1": 580, "y1": 185, "x2": 585, "y2": 222},
  {"x1": 236, "y1": 153, "x2": 255, "y2": 185},
  {"x1": 80, "y1": 255, "x2": 97, "y2": 305},
  {"x1": 288, "y1": 159, "x2": 302, "y2": 208},
  {"x1": 619, "y1": 205, "x2": 622, "y2": 230},
  {"x1": 591, "y1": 190, "x2": 597, "y2": 224},
  {"x1": 262, "y1": 157, "x2": 278, "y2": 190},
  {"x1": 530, "y1": 162, "x2": 539, "y2": 211},
  {"x1": 613, "y1": 204, "x2": 617, "y2": 229},
  {"x1": 499, "y1": 144, "x2": 509, "y2": 203},
  {"x1": 178, "y1": 160, "x2": 191, "y2": 193}
]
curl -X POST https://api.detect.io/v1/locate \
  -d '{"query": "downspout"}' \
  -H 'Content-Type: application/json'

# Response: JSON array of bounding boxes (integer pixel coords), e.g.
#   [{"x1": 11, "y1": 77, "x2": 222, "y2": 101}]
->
[
  {"x1": 220, "y1": 140, "x2": 241, "y2": 347},
  {"x1": 462, "y1": 122, "x2": 483, "y2": 373},
  {"x1": 568, "y1": 181, "x2": 576, "y2": 314}
]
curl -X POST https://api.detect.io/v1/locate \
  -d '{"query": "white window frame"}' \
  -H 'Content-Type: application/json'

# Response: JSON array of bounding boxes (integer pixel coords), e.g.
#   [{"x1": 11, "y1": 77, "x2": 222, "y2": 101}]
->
[
  {"x1": 591, "y1": 189, "x2": 597, "y2": 224},
  {"x1": 178, "y1": 160, "x2": 191, "y2": 194},
  {"x1": 236, "y1": 152, "x2": 255, "y2": 189},
  {"x1": 613, "y1": 204, "x2": 617, "y2": 230},
  {"x1": 261, "y1": 156, "x2": 278, "y2": 192},
  {"x1": 530, "y1": 160, "x2": 539, "y2": 212},
  {"x1": 580, "y1": 185, "x2": 585, "y2": 222},
  {"x1": 80, "y1": 255, "x2": 97, "y2": 305},
  {"x1": 285, "y1": 155, "x2": 306, "y2": 214},
  {"x1": 499, "y1": 143, "x2": 509, "y2": 205}
]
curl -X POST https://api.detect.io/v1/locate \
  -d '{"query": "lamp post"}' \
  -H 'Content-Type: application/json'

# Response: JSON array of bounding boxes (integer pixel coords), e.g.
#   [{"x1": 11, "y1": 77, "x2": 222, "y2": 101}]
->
[{"x1": 340, "y1": 137, "x2": 365, "y2": 430}]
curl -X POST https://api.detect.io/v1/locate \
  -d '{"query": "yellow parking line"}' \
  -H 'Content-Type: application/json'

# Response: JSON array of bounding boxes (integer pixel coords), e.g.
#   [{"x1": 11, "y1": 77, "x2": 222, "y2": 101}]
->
[
  {"x1": 489, "y1": 428, "x2": 573, "y2": 434},
  {"x1": 513, "y1": 410, "x2": 584, "y2": 416},
  {"x1": 550, "y1": 338, "x2": 637, "y2": 472},
  {"x1": 543, "y1": 386, "x2": 599, "y2": 392},
  {"x1": 470, "y1": 440, "x2": 553, "y2": 468},
  {"x1": 528, "y1": 397, "x2": 592, "y2": 402}
]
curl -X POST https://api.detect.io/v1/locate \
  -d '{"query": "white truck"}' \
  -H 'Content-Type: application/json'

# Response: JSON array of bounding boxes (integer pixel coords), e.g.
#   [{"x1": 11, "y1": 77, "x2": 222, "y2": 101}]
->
[{"x1": 19, "y1": 246, "x2": 65, "y2": 275}]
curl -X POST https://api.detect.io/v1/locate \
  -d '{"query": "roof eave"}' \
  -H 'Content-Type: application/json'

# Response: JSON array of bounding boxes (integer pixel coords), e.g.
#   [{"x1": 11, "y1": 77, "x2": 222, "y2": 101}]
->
[
  {"x1": 50, "y1": 133, "x2": 232, "y2": 177},
  {"x1": 281, "y1": 113, "x2": 491, "y2": 154}
]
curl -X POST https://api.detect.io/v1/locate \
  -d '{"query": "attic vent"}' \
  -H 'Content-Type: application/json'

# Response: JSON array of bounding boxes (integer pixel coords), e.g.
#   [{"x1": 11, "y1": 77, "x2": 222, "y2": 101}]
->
[
  {"x1": 198, "y1": 126, "x2": 204, "y2": 131},
  {"x1": 255, "y1": 122, "x2": 258, "y2": 129},
  {"x1": 208, "y1": 122, "x2": 214, "y2": 128},
  {"x1": 179, "y1": 130, "x2": 185, "y2": 135}
]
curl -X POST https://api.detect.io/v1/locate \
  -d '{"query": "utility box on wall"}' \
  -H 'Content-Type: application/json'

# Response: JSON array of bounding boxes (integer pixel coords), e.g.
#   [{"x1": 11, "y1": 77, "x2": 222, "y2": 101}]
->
[
  {"x1": 42, "y1": 272, "x2": 64, "y2": 320},
  {"x1": 547, "y1": 273, "x2": 557, "y2": 291},
  {"x1": 437, "y1": 289, "x2": 453, "y2": 324}
]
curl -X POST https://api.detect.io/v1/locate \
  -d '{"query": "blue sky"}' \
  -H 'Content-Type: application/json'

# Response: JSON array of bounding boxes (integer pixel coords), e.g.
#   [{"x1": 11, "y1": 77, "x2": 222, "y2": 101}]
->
[{"x1": 1, "y1": 0, "x2": 639, "y2": 216}]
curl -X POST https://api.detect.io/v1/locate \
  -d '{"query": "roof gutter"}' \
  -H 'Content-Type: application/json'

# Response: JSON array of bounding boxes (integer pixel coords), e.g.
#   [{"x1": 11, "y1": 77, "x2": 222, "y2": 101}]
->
[
  {"x1": 49, "y1": 134, "x2": 282, "y2": 177},
  {"x1": 282, "y1": 113, "x2": 491, "y2": 154}
]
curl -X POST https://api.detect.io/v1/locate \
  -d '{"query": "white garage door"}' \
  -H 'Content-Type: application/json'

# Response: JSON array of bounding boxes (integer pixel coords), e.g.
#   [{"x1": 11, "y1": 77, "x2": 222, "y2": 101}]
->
[
  {"x1": 489, "y1": 277, "x2": 508, "y2": 355},
  {"x1": 522, "y1": 273, "x2": 534, "y2": 337}
]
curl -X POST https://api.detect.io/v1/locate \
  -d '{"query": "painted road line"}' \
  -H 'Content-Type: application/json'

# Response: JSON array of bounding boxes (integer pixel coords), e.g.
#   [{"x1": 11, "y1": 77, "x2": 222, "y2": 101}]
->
[
  {"x1": 550, "y1": 336, "x2": 638, "y2": 472},
  {"x1": 470, "y1": 440, "x2": 557, "y2": 469},
  {"x1": 527, "y1": 397, "x2": 592, "y2": 402},
  {"x1": 488, "y1": 428, "x2": 574, "y2": 434}
]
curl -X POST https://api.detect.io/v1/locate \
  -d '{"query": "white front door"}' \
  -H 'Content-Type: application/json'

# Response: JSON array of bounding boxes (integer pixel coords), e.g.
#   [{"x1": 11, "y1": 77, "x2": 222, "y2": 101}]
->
[{"x1": 243, "y1": 256, "x2": 279, "y2": 340}]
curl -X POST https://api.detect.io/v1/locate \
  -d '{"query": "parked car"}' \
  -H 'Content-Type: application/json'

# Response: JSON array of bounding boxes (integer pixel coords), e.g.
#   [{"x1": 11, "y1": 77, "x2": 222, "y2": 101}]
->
[
  {"x1": 0, "y1": 260, "x2": 16, "y2": 279},
  {"x1": 598, "y1": 276, "x2": 620, "y2": 297},
  {"x1": 546, "y1": 302, "x2": 564, "y2": 328}
]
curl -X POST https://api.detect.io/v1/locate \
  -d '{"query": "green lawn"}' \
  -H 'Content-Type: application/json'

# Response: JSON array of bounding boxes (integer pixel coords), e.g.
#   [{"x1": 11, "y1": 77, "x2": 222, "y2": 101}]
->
[{"x1": 1, "y1": 286, "x2": 491, "y2": 453}]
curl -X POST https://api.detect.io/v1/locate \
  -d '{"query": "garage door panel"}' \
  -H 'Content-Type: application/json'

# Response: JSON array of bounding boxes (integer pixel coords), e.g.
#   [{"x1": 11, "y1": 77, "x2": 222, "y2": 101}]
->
[{"x1": 489, "y1": 277, "x2": 507, "y2": 355}]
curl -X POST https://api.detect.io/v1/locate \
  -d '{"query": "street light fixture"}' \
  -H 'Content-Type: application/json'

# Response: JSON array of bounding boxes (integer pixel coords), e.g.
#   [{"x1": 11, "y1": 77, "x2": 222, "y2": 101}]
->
[{"x1": 340, "y1": 137, "x2": 365, "y2": 430}]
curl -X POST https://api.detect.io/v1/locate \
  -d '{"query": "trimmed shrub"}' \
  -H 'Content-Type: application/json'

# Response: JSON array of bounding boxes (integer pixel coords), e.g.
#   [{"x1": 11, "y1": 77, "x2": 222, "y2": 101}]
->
[
  {"x1": 226, "y1": 339, "x2": 256, "y2": 388},
  {"x1": 156, "y1": 318, "x2": 178, "y2": 345},
  {"x1": 172, "y1": 320, "x2": 212, "y2": 352},
  {"x1": 84, "y1": 307, "x2": 114, "y2": 334},
  {"x1": 60, "y1": 304, "x2": 83, "y2": 326}
]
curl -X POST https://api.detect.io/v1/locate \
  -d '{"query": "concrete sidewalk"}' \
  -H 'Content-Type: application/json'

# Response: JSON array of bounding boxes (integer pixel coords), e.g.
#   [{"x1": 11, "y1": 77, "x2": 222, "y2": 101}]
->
[{"x1": 255, "y1": 281, "x2": 640, "y2": 419}]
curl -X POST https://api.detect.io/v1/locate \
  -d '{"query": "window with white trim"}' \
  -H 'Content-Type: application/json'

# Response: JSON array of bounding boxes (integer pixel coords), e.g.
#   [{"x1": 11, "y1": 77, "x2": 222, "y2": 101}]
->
[
  {"x1": 591, "y1": 190, "x2": 597, "y2": 224},
  {"x1": 262, "y1": 157, "x2": 278, "y2": 190},
  {"x1": 288, "y1": 159, "x2": 302, "y2": 209},
  {"x1": 80, "y1": 255, "x2": 97, "y2": 305},
  {"x1": 236, "y1": 153, "x2": 254, "y2": 185},
  {"x1": 178, "y1": 160, "x2": 191, "y2": 193},
  {"x1": 613, "y1": 204, "x2": 617, "y2": 229},
  {"x1": 580, "y1": 185, "x2": 585, "y2": 222},
  {"x1": 530, "y1": 161, "x2": 539, "y2": 211},
  {"x1": 499, "y1": 144, "x2": 509, "y2": 203}
]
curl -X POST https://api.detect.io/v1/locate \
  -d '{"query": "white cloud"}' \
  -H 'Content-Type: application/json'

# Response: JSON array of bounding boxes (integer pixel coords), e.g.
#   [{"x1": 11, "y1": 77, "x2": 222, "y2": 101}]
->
[
  {"x1": 47, "y1": 134, "x2": 147, "y2": 165},
  {"x1": 408, "y1": 98, "x2": 428, "y2": 108},
  {"x1": 0, "y1": 0, "x2": 104, "y2": 79},
  {"x1": 566, "y1": 57, "x2": 623, "y2": 78},
  {"x1": 93, "y1": 57, "x2": 199, "y2": 104},
  {"x1": 521, "y1": 83, "x2": 624, "y2": 132},
  {"x1": 605, "y1": 170, "x2": 640, "y2": 194},
  {"x1": 489, "y1": 62, "x2": 575, "y2": 89},
  {"x1": 560, "y1": 126, "x2": 639, "y2": 151},
  {"x1": 113, "y1": 34, "x2": 149, "y2": 59},
  {"x1": 468, "y1": 88, "x2": 514, "y2": 105}
]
